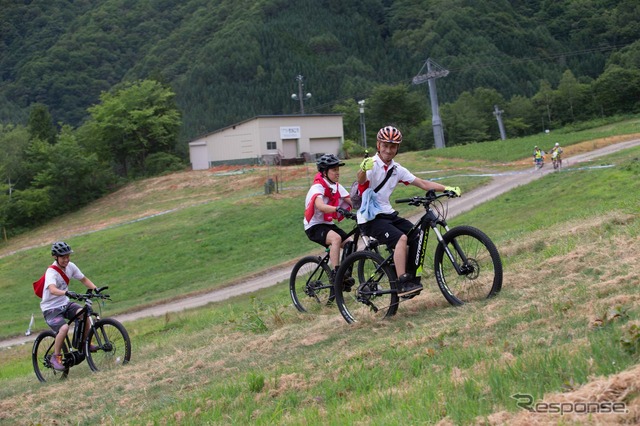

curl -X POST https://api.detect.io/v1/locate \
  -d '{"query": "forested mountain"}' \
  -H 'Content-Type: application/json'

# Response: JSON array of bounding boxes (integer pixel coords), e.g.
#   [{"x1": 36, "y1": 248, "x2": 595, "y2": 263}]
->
[{"x1": 2, "y1": 0, "x2": 639, "y2": 144}]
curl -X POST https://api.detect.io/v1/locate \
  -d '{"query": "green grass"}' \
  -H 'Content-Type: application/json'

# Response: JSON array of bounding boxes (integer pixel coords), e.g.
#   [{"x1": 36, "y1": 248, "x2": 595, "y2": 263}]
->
[
  {"x1": 431, "y1": 114, "x2": 640, "y2": 162},
  {"x1": 0, "y1": 118, "x2": 639, "y2": 424},
  {"x1": 0, "y1": 148, "x2": 488, "y2": 337}
]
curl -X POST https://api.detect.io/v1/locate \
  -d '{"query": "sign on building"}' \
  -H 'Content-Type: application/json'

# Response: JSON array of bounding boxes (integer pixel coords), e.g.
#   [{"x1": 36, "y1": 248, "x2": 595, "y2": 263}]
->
[{"x1": 280, "y1": 126, "x2": 301, "y2": 139}]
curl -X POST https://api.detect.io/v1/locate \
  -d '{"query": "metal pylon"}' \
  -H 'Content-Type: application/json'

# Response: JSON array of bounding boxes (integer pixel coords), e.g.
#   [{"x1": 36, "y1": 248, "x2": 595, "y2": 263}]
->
[{"x1": 412, "y1": 58, "x2": 449, "y2": 149}]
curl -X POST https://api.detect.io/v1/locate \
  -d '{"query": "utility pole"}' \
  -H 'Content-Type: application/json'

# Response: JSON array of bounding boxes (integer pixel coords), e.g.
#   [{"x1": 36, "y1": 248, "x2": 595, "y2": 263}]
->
[
  {"x1": 493, "y1": 105, "x2": 506, "y2": 140},
  {"x1": 413, "y1": 58, "x2": 449, "y2": 149},
  {"x1": 291, "y1": 75, "x2": 311, "y2": 114},
  {"x1": 358, "y1": 100, "x2": 367, "y2": 148}
]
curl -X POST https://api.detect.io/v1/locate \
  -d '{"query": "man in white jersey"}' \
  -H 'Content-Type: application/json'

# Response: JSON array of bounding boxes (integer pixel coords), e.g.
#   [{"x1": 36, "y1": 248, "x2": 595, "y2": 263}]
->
[
  {"x1": 41, "y1": 241, "x2": 98, "y2": 371},
  {"x1": 355, "y1": 126, "x2": 460, "y2": 297}
]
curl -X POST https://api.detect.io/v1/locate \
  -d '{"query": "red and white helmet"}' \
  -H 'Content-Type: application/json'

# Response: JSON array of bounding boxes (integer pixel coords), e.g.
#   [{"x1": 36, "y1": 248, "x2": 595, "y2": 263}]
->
[{"x1": 377, "y1": 126, "x2": 403, "y2": 144}]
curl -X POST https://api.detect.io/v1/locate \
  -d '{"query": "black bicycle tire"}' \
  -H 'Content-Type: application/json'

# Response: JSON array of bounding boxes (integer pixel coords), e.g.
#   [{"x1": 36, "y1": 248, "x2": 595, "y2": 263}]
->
[
  {"x1": 434, "y1": 225, "x2": 503, "y2": 306},
  {"x1": 86, "y1": 318, "x2": 131, "y2": 372},
  {"x1": 32, "y1": 330, "x2": 69, "y2": 383},
  {"x1": 289, "y1": 255, "x2": 334, "y2": 313},
  {"x1": 334, "y1": 250, "x2": 399, "y2": 324}
]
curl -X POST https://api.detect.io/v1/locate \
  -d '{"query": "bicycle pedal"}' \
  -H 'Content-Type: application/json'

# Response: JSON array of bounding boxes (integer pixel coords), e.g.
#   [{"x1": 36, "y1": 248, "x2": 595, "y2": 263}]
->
[
  {"x1": 397, "y1": 286, "x2": 422, "y2": 298},
  {"x1": 400, "y1": 291, "x2": 420, "y2": 300}
]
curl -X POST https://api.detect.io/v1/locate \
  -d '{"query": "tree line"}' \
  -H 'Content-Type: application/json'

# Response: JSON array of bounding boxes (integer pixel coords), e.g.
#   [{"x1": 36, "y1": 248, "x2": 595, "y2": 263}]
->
[{"x1": 0, "y1": 80, "x2": 182, "y2": 239}]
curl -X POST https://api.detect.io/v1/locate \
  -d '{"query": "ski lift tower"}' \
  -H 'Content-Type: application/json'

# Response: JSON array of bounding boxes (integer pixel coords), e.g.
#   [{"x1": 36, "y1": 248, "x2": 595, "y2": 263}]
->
[{"x1": 412, "y1": 58, "x2": 449, "y2": 149}]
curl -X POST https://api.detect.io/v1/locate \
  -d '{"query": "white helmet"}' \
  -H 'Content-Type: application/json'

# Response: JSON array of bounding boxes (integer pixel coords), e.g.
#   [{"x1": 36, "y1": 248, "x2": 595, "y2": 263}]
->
[{"x1": 555, "y1": 143, "x2": 559, "y2": 146}]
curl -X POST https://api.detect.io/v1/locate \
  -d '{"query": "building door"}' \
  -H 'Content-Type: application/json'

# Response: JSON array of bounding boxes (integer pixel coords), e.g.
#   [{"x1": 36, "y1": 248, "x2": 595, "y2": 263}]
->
[
  {"x1": 282, "y1": 139, "x2": 298, "y2": 158},
  {"x1": 310, "y1": 138, "x2": 340, "y2": 156},
  {"x1": 189, "y1": 142, "x2": 209, "y2": 170}
]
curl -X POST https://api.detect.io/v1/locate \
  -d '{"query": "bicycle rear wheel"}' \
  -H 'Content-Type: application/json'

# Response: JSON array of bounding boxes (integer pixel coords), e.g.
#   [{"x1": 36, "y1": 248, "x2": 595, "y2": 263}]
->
[
  {"x1": 334, "y1": 250, "x2": 398, "y2": 324},
  {"x1": 86, "y1": 318, "x2": 131, "y2": 372},
  {"x1": 32, "y1": 330, "x2": 69, "y2": 383},
  {"x1": 289, "y1": 255, "x2": 334, "y2": 313},
  {"x1": 434, "y1": 225, "x2": 503, "y2": 306}
]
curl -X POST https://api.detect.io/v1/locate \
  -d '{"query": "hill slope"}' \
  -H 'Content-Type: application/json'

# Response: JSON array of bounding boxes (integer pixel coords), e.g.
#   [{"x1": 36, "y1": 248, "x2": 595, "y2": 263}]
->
[{"x1": 0, "y1": 131, "x2": 638, "y2": 423}]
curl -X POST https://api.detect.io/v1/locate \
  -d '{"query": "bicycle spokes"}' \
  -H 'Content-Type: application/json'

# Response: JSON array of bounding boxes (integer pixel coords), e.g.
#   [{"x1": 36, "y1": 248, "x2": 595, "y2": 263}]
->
[
  {"x1": 334, "y1": 251, "x2": 399, "y2": 323},
  {"x1": 434, "y1": 226, "x2": 503, "y2": 306},
  {"x1": 290, "y1": 255, "x2": 334, "y2": 313}
]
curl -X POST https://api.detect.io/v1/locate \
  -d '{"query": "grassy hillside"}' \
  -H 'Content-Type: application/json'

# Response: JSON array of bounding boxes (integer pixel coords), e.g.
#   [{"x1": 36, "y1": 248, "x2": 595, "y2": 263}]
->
[
  {"x1": 1, "y1": 118, "x2": 640, "y2": 339},
  {"x1": 0, "y1": 122, "x2": 638, "y2": 424}
]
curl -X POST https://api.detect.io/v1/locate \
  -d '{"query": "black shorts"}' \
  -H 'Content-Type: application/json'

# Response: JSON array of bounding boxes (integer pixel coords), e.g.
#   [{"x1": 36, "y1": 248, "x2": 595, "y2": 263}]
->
[
  {"x1": 305, "y1": 224, "x2": 348, "y2": 247},
  {"x1": 360, "y1": 212, "x2": 415, "y2": 249}
]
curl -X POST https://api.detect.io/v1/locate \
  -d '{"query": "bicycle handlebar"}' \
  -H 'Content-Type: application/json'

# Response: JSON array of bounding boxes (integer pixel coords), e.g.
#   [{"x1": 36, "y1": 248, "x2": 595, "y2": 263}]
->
[
  {"x1": 395, "y1": 190, "x2": 458, "y2": 206},
  {"x1": 336, "y1": 207, "x2": 357, "y2": 220},
  {"x1": 68, "y1": 286, "x2": 111, "y2": 301}
]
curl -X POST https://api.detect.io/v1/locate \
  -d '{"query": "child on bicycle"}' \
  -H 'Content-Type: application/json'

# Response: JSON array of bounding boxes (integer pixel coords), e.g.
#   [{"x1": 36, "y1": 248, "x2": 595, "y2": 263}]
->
[
  {"x1": 40, "y1": 241, "x2": 98, "y2": 371},
  {"x1": 533, "y1": 146, "x2": 544, "y2": 167},
  {"x1": 356, "y1": 126, "x2": 460, "y2": 297},
  {"x1": 304, "y1": 154, "x2": 353, "y2": 282}
]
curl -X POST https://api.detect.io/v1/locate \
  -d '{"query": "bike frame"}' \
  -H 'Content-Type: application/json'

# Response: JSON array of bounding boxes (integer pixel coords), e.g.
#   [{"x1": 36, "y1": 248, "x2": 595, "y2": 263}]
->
[
  {"x1": 67, "y1": 297, "x2": 101, "y2": 353},
  {"x1": 406, "y1": 202, "x2": 471, "y2": 277},
  {"x1": 359, "y1": 191, "x2": 471, "y2": 296},
  {"x1": 302, "y1": 217, "x2": 377, "y2": 290},
  {"x1": 55, "y1": 293, "x2": 111, "y2": 366}
]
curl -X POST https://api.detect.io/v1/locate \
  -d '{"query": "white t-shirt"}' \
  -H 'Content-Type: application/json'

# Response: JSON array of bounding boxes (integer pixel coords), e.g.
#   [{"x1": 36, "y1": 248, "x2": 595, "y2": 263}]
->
[
  {"x1": 358, "y1": 153, "x2": 416, "y2": 223},
  {"x1": 40, "y1": 261, "x2": 85, "y2": 312},
  {"x1": 303, "y1": 178, "x2": 350, "y2": 231}
]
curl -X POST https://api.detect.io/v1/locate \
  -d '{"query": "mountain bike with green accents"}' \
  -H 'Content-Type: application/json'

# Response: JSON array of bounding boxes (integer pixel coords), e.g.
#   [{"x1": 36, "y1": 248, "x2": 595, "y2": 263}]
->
[{"x1": 333, "y1": 190, "x2": 503, "y2": 324}]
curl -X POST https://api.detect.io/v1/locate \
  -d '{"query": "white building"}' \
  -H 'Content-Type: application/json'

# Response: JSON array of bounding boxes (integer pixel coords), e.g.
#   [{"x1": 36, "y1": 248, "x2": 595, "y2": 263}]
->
[{"x1": 189, "y1": 114, "x2": 344, "y2": 170}]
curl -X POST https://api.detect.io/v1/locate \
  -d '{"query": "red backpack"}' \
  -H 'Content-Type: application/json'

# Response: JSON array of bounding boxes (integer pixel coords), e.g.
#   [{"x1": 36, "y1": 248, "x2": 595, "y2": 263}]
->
[{"x1": 33, "y1": 265, "x2": 69, "y2": 298}]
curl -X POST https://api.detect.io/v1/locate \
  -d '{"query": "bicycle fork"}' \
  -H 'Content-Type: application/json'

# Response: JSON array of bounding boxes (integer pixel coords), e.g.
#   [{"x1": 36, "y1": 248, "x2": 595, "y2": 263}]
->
[{"x1": 432, "y1": 226, "x2": 473, "y2": 276}]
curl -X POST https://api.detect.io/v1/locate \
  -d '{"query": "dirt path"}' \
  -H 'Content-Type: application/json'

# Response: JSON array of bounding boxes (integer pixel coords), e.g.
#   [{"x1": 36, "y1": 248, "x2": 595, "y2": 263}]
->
[{"x1": 2, "y1": 138, "x2": 639, "y2": 349}]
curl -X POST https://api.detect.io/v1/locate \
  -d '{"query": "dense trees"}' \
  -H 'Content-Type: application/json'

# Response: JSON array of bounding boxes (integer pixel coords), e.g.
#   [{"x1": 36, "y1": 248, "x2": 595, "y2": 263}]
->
[
  {"x1": 4, "y1": 0, "x2": 638, "y2": 147},
  {"x1": 0, "y1": 80, "x2": 181, "y2": 239},
  {"x1": 82, "y1": 80, "x2": 182, "y2": 177}
]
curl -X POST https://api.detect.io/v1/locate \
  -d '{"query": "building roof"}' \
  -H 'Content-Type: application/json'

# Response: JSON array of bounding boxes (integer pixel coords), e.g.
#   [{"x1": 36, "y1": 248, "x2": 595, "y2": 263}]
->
[{"x1": 192, "y1": 114, "x2": 344, "y2": 141}]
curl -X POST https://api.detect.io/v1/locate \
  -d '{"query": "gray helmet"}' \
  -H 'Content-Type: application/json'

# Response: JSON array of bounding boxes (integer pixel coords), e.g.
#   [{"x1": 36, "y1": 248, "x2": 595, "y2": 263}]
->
[
  {"x1": 316, "y1": 154, "x2": 345, "y2": 172},
  {"x1": 51, "y1": 241, "x2": 74, "y2": 256}
]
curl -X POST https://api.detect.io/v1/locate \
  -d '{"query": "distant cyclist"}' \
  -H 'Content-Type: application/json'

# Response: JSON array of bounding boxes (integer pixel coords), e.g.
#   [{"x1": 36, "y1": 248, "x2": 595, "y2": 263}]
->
[
  {"x1": 550, "y1": 142, "x2": 563, "y2": 169},
  {"x1": 303, "y1": 154, "x2": 353, "y2": 281},
  {"x1": 533, "y1": 146, "x2": 544, "y2": 168}
]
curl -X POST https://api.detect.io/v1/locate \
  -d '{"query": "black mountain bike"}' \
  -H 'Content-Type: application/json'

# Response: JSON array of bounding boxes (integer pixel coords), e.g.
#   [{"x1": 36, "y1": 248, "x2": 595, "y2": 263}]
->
[
  {"x1": 334, "y1": 190, "x2": 503, "y2": 323},
  {"x1": 32, "y1": 287, "x2": 131, "y2": 382},
  {"x1": 290, "y1": 211, "x2": 381, "y2": 314}
]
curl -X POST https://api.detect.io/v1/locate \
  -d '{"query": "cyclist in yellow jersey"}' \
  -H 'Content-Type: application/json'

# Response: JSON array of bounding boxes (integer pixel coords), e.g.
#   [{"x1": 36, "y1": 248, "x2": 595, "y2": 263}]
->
[
  {"x1": 550, "y1": 142, "x2": 563, "y2": 168},
  {"x1": 533, "y1": 146, "x2": 544, "y2": 168}
]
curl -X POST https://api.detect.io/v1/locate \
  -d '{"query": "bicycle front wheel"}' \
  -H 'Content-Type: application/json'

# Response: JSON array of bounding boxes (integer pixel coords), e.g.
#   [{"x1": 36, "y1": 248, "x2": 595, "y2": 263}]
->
[
  {"x1": 289, "y1": 255, "x2": 334, "y2": 313},
  {"x1": 32, "y1": 330, "x2": 69, "y2": 383},
  {"x1": 335, "y1": 250, "x2": 398, "y2": 324},
  {"x1": 434, "y1": 225, "x2": 503, "y2": 306},
  {"x1": 86, "y1": 318, "x2": 131, "y2": 372}
]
